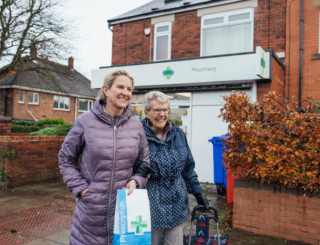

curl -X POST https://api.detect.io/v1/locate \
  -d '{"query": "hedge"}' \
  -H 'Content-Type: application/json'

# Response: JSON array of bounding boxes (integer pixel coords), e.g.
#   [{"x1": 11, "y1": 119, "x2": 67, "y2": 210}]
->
[
  {"x1": 219, "y1": 91, "x2": 320, "y2": 195},
  {"x1": 11, "y1": 125, "x2": 41, "y2": 133}
]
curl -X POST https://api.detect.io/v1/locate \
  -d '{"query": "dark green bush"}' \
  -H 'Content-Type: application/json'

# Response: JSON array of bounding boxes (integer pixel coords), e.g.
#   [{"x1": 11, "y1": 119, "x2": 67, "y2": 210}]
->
[
  {"x1": 11, "y1": 125, "x2": 41, "y2": 133},
  {"x1": 30, "y1": 124, "x2": 72, "y2": 136},
  {"x1": 34, "y1": 118, "x2": 66, "y2": 127},
  {"x1": 12, "y1": 121, "x2": 33, "y2": 126}
]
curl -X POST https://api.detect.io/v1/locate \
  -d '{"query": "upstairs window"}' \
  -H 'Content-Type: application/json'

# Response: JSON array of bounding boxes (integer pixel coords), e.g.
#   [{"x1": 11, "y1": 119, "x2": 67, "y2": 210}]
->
[
  {"x1": 79, "y1": 99, "x2": 93, "y2": 112},
  {"x1": 201, "y1": 8, "x2": 253, "y2": 56},
  {"x1": 18, "y1": 91, "x2": 25, "y2": 103},
  {"x1": 154, "y1": 22, "x2": 172, "y2": 61},
  {"x1": 28, "y1": 92, "x2": 39, "y2": 105},
  {"x1": 53, "y1": 96, "x2": 70, "y2": 111}
]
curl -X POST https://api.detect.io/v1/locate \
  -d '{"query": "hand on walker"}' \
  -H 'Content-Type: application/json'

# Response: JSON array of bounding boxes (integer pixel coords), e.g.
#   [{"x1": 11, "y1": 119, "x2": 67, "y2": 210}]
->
[{"x1": 124, "y1": 180, "x2": 137, "y2": 196}]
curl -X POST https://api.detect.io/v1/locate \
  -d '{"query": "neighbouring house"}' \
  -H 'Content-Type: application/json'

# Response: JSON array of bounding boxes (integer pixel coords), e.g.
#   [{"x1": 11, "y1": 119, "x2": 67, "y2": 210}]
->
[
  {"x1": 91, "y1": 0, "x2": 286, "y2": 183},
  {"x1": 0, "y1": 56, "x2": 97, "y2": 124}
]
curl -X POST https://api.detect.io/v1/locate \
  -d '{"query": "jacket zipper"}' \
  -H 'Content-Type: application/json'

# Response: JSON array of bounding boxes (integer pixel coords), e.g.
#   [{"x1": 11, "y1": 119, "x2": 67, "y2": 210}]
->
[{"x1": 107, "y1": 117, "x2": 118, "y2": 245}]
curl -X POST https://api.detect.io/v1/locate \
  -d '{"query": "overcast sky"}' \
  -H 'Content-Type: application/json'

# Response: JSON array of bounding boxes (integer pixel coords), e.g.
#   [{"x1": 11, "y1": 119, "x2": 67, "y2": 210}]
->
[{"x1": 65, "y1": 0, "x2": 151, "y2": 80}]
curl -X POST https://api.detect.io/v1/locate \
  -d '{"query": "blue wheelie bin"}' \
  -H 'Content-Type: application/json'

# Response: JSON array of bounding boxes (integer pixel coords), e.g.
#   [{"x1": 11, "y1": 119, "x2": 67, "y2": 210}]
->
[{"x1": 208, "y1": 135, "x2": 229, "y2": 196}]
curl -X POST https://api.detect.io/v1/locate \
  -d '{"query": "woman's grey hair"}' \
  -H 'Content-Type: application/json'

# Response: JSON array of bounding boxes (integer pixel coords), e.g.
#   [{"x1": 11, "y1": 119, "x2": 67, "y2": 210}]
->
[
  {"x1": 97, "y1": 69, "x2": 134, "y2": 100},
  {"x1": 142, "y1": 91, "x2": 170, "y2": 111}
]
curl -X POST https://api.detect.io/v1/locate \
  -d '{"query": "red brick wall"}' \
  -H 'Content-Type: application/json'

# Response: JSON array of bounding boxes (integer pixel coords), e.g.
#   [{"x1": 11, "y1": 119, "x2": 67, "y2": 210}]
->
[
  {"x1": 286, "y1": 0, "x2": 320, "y2": 102},
  {"x1": 171, "y1": 10, "x2": 200, "y2": 59},
  {"x1": 257, "y1": 56, "x2": 285, "y2": 103},
  {"x1": 10, "y1": 89, "x2": 89, "y2": 124},
  {"x1": 112, "y1": 19, "x2": 152, "y2": 66},
  {"x1": 233, "y1": 180, "x2": 320, "y2": 245},
  {"x1": 0, "y1": 122, "x2": 11, "y2": 136},
  {"x1": 111, "y1": 2, "x2": 286, "y2": 66},
  {"x1": 254, "y1": 0, "x2": 286, "y2": 52},
  {"x1": 0, "y1": 136, "x2": 66, "y2": 187}
]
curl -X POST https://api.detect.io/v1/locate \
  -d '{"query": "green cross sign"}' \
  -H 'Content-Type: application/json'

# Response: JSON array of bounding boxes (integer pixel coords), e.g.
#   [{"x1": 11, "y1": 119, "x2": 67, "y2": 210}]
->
[
  {"x1": 131, "y1": 215, "x2": 148, "y2": 234},
  {"x1": 261, "y1": 52, "x2": 265, "y2": 75},
  {"x1": 163, "y1": 66, "x2": 174, "y2": 79}
]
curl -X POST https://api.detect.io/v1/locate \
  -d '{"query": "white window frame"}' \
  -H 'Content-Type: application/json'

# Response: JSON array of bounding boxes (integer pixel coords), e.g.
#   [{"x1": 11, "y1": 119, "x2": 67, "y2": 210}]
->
[
  {"x1": 153, "y1": 21, "x2": 172, "y2": 61},
  {"x1": 53, "y1": 96, "x2": 70, "y2": 111},
  {"x1": 200, "y1": 8, "x2": 254, "y2": 57},
  {"x1": 28, "y1": 92, "x2": 39, "y2": 105},
  {"x1": 18, "y1": 91, "x2": 25, "y2": 103},
  {"x1": 78, "y1": 99, "x2": 93, "y2": 112}
]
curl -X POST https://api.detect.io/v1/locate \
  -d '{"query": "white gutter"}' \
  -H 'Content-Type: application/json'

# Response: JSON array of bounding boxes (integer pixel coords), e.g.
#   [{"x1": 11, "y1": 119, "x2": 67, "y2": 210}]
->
[
  {"x1": 27, "y1": 110, "x2": 38, "y2": 121},
  {"x1": 0, "y1": 85, "x2": 95, "y2": 100},
  {"x1": 109, "y1": 0, "x2": 244, "y2": 25}
]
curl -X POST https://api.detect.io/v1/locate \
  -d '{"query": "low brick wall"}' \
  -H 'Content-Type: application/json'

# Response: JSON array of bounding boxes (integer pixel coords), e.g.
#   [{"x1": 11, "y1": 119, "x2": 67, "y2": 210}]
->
[
  {"x1": 11, "y1": 133, "x2": 30, "y2": 136},
  {"x1": 233, "y1": 179, "x2": 320, "y2": 245},
  {"x1": 0, "y1": 136, "x2": 65, "y2": 187}
]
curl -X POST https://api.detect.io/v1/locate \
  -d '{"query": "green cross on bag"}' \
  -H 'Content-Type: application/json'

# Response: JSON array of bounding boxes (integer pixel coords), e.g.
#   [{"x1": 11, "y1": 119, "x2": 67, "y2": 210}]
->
[{"x1": 131, "y1": 215, "x2": 148, "y2": 234}]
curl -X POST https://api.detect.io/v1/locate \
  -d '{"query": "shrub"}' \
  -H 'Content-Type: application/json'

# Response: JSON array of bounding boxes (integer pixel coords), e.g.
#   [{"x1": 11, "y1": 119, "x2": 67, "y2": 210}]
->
[
  {"x1": 34, "y1": 118, "x2": 66, "y2": 127},
  {"x1": 12, "y1": 121, "x2": 33, "y2": 126},
  {"x1": 30, "y1": 127, "x2": 57, "y2": 136},
  {"x1": 11, "y1": 125, "x2": 41, "y2": 133},
  {"x1": 30, "y1": 124, "x2": 72, "y2": 136},
  {"x1": 55, "y1": 124, "x2": 72, "y2": 136},
  {"x1": 219, "y1": 91, "x2": 320, "y2": 195}
]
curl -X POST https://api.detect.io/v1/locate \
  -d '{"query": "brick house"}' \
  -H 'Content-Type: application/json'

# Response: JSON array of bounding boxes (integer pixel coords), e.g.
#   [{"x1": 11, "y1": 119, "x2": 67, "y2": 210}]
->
[
  {"x1": 91, "y1": 0, "x2": 287, "y2": 182},
  {"x1": 0, "y1": 57, "x2": 97, "y2": 124},
  {"x1": 285, "y1": 0, "x2": 320, "y2": 104}
]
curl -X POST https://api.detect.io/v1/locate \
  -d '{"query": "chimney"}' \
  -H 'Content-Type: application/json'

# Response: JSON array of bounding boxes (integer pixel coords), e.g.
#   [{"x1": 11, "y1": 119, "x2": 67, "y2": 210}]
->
[
  {"x1": 68, "y1": 57, "x2": 74, "y2": 69},
  {"x1": 30, "y1": 44, "x2": 37, "y2": 59}
]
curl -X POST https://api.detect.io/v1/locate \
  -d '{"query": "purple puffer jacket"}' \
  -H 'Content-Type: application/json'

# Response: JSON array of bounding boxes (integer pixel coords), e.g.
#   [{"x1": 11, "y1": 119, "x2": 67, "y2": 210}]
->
[{"x1": 58, "y1": 99, "x2": 150, "y2": 245}]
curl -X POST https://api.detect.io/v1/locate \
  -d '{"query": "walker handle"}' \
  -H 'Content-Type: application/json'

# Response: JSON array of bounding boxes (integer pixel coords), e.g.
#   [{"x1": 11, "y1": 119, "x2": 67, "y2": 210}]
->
[{"x1": 191, "y1": 205, "x2": 219, "y2": 223}]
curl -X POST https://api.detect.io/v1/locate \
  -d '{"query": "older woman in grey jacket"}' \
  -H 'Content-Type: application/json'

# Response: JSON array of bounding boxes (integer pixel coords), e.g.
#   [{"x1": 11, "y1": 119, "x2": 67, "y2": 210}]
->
[{"x1": 58, "y1": 70, "x2": 151, "y2": 245}]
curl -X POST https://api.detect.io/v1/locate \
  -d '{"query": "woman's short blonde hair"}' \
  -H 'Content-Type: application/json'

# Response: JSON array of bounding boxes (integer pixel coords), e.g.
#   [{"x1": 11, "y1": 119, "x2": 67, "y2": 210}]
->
[
  {"x1": 97, "y1": 69, "x2": 134, "y2": 100},
  {"x1": 142, "y1": 91, "x2": 170, "y2": 111}
]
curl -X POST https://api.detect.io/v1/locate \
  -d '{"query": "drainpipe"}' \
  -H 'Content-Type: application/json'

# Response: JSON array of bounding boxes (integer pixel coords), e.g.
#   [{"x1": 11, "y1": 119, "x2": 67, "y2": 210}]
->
[
  {"x1": 299, "y1": 0, "x2": 303, "y2": 108},
  {"x1": 4, "y1": 89, "x2": 7, "y2": 116},
  {"x1": 27, "y1": 110, "x2": 38, "y2": 121},
  {"x1": 74, "y1": 97, "x2": 78, "y2": 122}
]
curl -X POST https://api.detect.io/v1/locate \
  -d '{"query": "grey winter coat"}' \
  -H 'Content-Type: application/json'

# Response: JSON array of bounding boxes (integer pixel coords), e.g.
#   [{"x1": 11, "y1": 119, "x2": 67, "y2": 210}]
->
[{"x1": 58, "y1": 99, "x2": 150, "y2": 245}]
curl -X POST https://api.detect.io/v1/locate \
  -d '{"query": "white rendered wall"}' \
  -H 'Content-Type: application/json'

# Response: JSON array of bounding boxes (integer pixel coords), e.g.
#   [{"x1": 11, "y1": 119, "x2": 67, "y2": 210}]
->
[{"x1": 191, "y1": 89, "x2": 253, "y2": 183}]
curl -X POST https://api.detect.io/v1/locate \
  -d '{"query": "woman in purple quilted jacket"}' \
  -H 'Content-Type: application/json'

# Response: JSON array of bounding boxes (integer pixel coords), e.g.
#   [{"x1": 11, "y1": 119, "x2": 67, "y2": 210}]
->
[{"x1": 58, "y1": 70, "x2": 151, "y2": 245}]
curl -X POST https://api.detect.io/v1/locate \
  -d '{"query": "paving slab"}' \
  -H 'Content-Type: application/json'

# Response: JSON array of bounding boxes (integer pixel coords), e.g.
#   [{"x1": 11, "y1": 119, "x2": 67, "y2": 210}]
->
[
  {"x1": 24, "y1": 229, "x2": 71, "y2": 245},
  {"x1": 44, "y1": 229, "x2": 70, "y2": 245}
]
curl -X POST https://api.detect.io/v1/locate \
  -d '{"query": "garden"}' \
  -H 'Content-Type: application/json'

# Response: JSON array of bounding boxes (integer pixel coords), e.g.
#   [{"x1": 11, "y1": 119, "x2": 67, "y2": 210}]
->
[{"x1": 11, "y1": 118, "x2": 72, "y2": 136}]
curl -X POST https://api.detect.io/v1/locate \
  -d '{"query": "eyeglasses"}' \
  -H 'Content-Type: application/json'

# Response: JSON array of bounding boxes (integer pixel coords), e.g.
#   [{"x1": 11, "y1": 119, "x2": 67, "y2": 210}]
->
[{"x1": 151, "y1": 108, "x2": 170, "y2": 114}]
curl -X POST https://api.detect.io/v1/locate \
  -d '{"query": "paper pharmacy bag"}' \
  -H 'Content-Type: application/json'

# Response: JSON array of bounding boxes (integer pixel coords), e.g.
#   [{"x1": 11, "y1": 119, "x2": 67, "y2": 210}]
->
[{"x1": 113, "y1": 189, "x2": 151, "y2": 245}]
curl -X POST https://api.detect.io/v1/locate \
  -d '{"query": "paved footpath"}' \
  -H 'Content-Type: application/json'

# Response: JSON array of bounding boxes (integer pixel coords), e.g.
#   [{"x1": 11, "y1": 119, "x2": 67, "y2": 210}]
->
[{"x1": 0, "y1": 181, "x2": 309, "y2": 245}]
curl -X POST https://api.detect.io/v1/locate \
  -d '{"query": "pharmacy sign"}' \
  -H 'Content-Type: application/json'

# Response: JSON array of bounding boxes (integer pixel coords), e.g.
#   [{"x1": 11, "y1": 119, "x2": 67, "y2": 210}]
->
[{"x1": 256, "y1": 46, "x2": 270, "y2": 79}]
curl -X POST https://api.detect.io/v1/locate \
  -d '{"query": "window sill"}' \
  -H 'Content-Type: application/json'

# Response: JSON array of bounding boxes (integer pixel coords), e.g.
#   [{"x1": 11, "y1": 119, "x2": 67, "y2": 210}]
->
[
  {"x1": 311, "y1": 54, "x2": 320, "y2": 60},
  {"x1": 28, "y1": 103, "x2": 39, "y2": 106},
  {"x1": 18, "y1": 102, "x2": 25, "y2": 104},
  {"x1": 53, "y1": 109, "x2": 71, "y2": 112},
  {"x1": 78, "y1": 110, "x2": 90, "y2": 113}
]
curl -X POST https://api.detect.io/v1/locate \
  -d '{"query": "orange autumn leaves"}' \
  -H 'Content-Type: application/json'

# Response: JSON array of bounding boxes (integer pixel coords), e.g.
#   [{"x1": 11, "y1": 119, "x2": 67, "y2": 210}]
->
[{"x1": 219, "y1": 91, "x2": 320, "y2": 195}]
